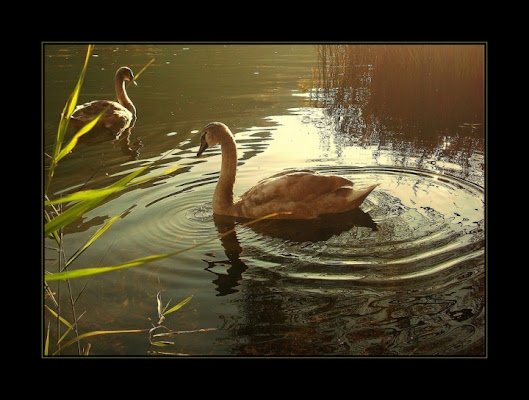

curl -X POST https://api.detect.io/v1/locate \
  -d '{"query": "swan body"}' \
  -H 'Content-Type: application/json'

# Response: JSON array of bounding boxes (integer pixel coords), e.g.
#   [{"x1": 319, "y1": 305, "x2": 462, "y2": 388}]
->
[
  {"x1": 70, "y1": 67, "x2": 137, "y2": 138},
  {"x1": 197, "y1": 122, "x2": 378, "y2": 219}
]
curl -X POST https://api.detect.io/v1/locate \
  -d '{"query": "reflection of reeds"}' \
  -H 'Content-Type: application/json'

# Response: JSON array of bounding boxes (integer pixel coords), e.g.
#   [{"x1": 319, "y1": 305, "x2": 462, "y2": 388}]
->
[{"x1": 314, "y1": 44, "x2": 484, "y2": 139}]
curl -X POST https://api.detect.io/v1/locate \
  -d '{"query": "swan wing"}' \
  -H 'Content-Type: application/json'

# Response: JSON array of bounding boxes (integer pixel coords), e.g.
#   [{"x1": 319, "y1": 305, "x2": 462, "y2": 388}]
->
[
  {"x1": 70, "y1": 100, "x2": 133, "y2": 135},
  {"x1": 257, "y1": 169, "x2": 316, "y2": 183},
  {"x1": 238, "y1": 171, "x2": 353, "y2": 216},
  {"x1": 236, "y1": 171, "x2": 377, "y2": 219},
  {"x1": 243, "y1": 172, "x2": 353, "y2": 204}
]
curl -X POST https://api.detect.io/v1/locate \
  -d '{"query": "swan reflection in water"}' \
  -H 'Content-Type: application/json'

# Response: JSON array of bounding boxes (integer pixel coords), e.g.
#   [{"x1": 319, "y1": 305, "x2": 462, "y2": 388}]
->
[
  {"x1": 76, "y1": 127, "x2": 144, "y2": 160},
  {"x1": 204, "y1": 208, "x2": 378, "y2": 296}
]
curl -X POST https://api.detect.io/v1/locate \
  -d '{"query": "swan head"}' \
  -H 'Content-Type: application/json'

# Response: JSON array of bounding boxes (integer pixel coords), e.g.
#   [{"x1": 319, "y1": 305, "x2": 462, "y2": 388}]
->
[
  {"x1": 197, "y1": 122, "x2": 232, "y2": 156},
  {"x1": 116, "y1": 66, "x2": 137, "y2": 86}
]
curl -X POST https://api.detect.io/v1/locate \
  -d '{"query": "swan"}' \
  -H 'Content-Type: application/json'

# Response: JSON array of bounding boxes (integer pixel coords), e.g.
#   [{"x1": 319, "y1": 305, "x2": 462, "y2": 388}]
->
[
  {"x1": 196, "y1": 122, "x2": 378, "y2": 219},
  {"x1": 70, "y1": 66, "x2": 137, "y2": 138}
]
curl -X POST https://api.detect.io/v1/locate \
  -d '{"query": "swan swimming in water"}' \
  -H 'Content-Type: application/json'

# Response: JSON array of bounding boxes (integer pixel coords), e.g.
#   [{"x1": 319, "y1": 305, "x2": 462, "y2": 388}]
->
[
  {"x1": 196, "y1": 122, "x2": 378, "y2": 219},
  {"x1": 70, "y1": 66, "x2": 137, "y2": 138}
]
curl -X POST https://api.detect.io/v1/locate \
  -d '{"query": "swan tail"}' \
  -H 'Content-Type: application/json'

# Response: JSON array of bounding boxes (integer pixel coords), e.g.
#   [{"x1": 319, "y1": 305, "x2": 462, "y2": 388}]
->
[{"x1": 344, "y1": 183, "x2": 379, "y2": 210}]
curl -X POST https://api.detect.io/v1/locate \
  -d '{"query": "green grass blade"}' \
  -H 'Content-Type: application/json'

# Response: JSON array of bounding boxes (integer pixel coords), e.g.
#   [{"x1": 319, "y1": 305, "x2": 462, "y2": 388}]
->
[
  {"x1": 55, "y1": 107, "x2": 106, "y2": 164},
  {"x1": 52, "y1": 329, "x2": 144, "y2": 355},
  {"x1": 83, "y1": 343, "x2": 92, "y2": 356},
  {"x1": 128, "y1": 164, "x2": 181, "y2": 186},
  {"x1": 45, "y1": 187, "x2": 128, "y2": 206},
  {"x1": 45, "y1": 212, "x2": 288, "y2": 282},
  {"x1": 163, "y1": 296, "x2": 193, "y2": 316},
  {"x1": 65, "y1": 202, "x2": 137, "y2": 268},
  {"x1": 44, "y1": 165, "x2": 150, "y2": 235},
  {"x1": 131, "y1": 58, "x2": 155, "y2": 83},
  {"x1": 45, "y1": 321, "x2": 50, "y2": 356},
  {"x1": 151, "y1": 341, "x2": 174, "y2": 347},
  {"x1": 65, "y1": 44, "x2": 94, "y2": 119},
  {"x1": 58, "y1": 325, "x2": 76, "y2": 345},
  {"x1": 45, "y1": 197, "x2": 104, "y2": 237},
  {"x1": 44, "y1": 305, "x2": 73, "y2": 329},
  {"x1": 156, "y1": 291, "x2": 165, "y2": 324},
  {"x1": 44, "y1": 305, "x2": 86, "y2": 344},
  {"x1": 44, "y1": 209, "x2": 61, "y2": 244},
  {"x1": 45, "y1": 164, "x2": 179, "y2": 206},
  {"x1": 46, "y1": 45, "x2": 94, "y2": 195},
  {"x1": 46, "y1": 253, "x2": 177, "y2": 281}
]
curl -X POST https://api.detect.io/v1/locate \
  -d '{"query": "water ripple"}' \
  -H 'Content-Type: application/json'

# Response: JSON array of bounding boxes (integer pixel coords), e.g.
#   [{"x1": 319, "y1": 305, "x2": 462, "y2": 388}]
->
[{"x1": 236, "y1": 166, "x2": 484, "y2": 286}]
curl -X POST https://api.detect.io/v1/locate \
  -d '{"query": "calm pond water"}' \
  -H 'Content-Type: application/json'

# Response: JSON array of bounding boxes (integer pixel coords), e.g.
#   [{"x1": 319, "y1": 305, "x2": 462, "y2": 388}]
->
[{"x1": 43, "y1": 44, "x2": 485, "y2": 356}]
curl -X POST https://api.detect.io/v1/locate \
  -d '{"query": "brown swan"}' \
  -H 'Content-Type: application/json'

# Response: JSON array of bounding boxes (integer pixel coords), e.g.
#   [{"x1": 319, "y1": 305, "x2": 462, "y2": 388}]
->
[
  {"x1": 196, "y1": 122, "x2": 378, "y2": 219},
  {"x1": 70, "y1": 66, "x2": 137, "y2": 138}
]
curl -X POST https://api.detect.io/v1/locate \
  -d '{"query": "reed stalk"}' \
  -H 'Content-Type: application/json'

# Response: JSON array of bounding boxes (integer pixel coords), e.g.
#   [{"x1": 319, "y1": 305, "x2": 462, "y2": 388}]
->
[{"x1": 44, "y1": 46, "x2": 282, "y2": 355}]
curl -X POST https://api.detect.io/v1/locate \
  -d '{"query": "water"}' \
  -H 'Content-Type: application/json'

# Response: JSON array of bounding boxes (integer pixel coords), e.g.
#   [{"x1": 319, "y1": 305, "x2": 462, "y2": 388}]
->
[{"x1": 43, "y1": 44, "x2": 485, "y2": 356}]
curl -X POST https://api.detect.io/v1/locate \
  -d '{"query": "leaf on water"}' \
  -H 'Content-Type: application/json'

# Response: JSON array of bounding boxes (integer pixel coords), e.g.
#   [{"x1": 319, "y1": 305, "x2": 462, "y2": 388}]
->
[{"x1": 163, "y1": 296, "x2": 193, "y2": 316}]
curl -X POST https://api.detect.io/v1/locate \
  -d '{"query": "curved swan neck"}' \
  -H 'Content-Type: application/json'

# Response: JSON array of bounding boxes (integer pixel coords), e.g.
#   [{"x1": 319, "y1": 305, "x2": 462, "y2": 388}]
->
[
  {"x1": 115, "y1": 73, "x2": 136, "y2": 116},
  {"x1": 214, "y1": 134, "x2": 237, "y2": 214}
]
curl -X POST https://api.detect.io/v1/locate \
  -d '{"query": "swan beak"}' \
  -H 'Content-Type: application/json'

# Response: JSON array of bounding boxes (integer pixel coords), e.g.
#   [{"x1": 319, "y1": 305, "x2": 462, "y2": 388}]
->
[{"x1": 197, "y1": 138, "x2": 209, "y2": 157}]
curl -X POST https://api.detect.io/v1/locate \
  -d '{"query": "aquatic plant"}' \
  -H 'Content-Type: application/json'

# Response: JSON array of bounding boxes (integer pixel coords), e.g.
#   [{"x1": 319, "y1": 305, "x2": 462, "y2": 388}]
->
[
  {"x1": 313, "y1": 44, "x2": 484, "y2": 138},
  {"x1": 43, "y1": 46, "x2": 280, "y2": 355},
  {"x1": 43, "y1": 45, "x2": 195, "y2": 355}
]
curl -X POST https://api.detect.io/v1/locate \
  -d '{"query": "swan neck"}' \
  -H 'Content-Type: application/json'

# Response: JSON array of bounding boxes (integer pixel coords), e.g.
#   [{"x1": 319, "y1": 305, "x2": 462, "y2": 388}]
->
[
  {"x1": 214, "y1": 136, "x2": 237, "y2": 214},
  {"x1": 115, "y1": 75, "x2": 136, "y2": 116}
]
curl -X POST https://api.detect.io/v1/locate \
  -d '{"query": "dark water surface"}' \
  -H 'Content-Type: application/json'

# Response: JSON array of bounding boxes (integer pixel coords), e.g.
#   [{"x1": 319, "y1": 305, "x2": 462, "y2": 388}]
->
[{"x1": 43, "y1": 44, "x2": 485, "y2": 356}]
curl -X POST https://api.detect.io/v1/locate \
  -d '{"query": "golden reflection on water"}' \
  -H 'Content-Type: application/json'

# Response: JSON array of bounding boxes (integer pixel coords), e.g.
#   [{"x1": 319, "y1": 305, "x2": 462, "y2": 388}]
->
[{"x1": 310, "y1": 44, "x2": 484, "y2": 185}]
